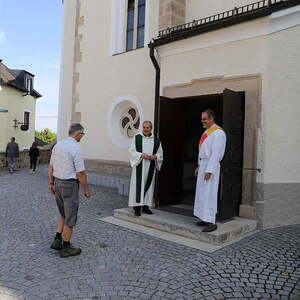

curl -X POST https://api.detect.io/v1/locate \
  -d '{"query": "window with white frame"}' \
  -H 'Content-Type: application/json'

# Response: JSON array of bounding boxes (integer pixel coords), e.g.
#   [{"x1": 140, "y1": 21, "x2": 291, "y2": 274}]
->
[
  {"x1": 111, "y1": 0, "x2": 148, "y2": 55},
  {"x1": 26, "y1": 77, "x2": 33, "y2": 93}
]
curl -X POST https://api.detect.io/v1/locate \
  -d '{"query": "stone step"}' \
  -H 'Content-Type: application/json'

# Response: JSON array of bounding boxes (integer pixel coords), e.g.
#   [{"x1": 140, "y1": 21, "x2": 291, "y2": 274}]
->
[{"x1": 113, "y1": 208, "x2": 257, "y2": 246}]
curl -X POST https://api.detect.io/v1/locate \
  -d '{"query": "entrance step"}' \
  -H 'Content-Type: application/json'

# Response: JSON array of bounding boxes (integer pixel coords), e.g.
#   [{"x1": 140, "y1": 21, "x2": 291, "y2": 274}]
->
[{"x1": 113, "y1": 208, "x2": 257, "y2": 246}]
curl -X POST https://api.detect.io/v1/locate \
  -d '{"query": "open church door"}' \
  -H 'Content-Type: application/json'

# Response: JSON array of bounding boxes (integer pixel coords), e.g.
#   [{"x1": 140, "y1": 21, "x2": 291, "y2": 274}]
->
[
  {"x1": 156, "y1": 97, "x2": 185, "y2": 207},
  {"x1": 218, "y1": 89, "x2": 245, "y2": 221}
]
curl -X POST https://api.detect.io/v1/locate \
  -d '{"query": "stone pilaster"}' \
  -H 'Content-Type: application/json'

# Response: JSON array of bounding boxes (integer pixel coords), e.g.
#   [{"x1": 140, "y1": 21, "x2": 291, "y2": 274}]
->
[
  {"x1": 159, "y1": 0, "x2": 186, "y2": 30},
  {"x1": 71, "y1": 0, "x2": 84, "y2": 124}
]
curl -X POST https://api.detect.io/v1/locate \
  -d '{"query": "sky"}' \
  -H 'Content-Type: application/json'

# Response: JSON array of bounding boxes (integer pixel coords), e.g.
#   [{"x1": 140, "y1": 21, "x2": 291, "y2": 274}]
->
[{"x1": 0, "y1": 0, "x2": 63, "y2": 132}]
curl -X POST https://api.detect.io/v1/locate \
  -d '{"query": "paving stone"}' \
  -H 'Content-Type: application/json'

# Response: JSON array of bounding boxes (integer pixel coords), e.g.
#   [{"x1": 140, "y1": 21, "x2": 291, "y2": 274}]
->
[{"x1": 0, "y1": 166, "x2": 299, "y2": 300}]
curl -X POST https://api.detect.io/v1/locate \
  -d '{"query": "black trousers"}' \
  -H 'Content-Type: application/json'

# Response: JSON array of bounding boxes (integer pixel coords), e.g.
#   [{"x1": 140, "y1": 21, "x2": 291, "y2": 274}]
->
[{"x1": 30, "y1": 158, "x2": 38, "y2": 171}]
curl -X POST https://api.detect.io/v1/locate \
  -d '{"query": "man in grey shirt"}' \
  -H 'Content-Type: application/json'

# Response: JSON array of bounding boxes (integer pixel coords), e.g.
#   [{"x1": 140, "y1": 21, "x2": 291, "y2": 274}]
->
[
  {"x1": 6, "y1": 137, "x2": 19, "y2": 173},
  {"x1": 48, "y1": 123, "x2": 91, "y2": 258}
]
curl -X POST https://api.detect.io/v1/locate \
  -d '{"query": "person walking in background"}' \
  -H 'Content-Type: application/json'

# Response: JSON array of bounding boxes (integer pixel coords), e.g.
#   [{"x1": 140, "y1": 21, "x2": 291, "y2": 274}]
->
[
  {"x1": 29, "y1": 142, "x2": 40, "y2": 173},
  {"x1": 48, "y1": 123, "x2": 91, "y2": 258},
  {"x1": 5, "y1": 137, "x2": 19, "y2": 174}
]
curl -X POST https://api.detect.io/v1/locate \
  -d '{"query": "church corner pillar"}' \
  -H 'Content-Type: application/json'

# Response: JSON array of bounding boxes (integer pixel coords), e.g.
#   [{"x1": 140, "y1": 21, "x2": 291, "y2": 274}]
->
[
  {"x1": 71, "y1": 0, "x2": 84, "y2": 125},
  {"x1": 159, "y1": 0, "x2": 186, "y2": 30}
]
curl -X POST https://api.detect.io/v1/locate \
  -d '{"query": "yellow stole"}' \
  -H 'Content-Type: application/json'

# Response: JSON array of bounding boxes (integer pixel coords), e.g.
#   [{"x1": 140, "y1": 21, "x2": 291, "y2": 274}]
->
[{"x1": 199, "y1": 125, "x2": 223, "y2": 151}]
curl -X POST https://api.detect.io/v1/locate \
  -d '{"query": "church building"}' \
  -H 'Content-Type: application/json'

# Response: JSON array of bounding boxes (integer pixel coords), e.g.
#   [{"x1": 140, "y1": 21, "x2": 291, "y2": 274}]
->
[{"x1": 58, "y1": 0, "x2": 300, "y2": 229}]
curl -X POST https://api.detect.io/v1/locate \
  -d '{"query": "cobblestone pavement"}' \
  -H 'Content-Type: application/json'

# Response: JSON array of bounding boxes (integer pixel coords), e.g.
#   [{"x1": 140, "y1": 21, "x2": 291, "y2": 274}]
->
[{"x1": 0, "y1": 166, "x2": 299, "y2": 300}]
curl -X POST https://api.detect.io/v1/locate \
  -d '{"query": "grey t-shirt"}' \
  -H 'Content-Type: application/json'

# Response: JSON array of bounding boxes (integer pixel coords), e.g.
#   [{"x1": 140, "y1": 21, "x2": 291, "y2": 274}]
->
[{"x1": 6, "y1": 142, "x2": 19, "y2": 158}]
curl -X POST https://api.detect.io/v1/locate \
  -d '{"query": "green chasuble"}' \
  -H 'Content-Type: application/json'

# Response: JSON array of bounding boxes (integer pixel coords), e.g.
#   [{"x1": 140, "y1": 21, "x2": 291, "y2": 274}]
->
[{"x1": 135, "y1": 134, "x2": 160, "y2": 203}]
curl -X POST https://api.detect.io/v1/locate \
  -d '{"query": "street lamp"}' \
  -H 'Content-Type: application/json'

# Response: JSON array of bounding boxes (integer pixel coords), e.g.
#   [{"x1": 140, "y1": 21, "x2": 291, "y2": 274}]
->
[{"x1": 0, "y1": 109, "x2": 8, "y2": 113}]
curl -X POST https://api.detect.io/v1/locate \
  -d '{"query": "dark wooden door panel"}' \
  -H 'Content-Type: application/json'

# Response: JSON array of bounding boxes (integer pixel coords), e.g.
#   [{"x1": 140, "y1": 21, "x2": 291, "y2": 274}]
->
[
  {"x1": 218, "y1": 89, "x2": 245, "y2": 221},
  {"x1": 157, "y1": 97, "x2": 185, "y2": 207}
]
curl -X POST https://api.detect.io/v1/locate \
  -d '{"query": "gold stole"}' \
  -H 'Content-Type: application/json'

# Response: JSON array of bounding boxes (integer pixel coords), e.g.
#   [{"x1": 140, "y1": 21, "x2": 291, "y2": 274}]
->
[{"x1": 199, "y1": 125, "x2": 223, "y2": 152}]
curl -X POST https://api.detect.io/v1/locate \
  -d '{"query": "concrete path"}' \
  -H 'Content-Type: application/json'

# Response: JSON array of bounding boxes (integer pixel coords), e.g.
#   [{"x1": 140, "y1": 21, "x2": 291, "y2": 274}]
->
[{"x1": 0, "y1": 166, "x2": 299, "y2": 300}]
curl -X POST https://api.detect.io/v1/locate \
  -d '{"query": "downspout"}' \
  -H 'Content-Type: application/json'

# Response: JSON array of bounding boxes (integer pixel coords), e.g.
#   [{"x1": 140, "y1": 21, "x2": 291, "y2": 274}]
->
[
  {"x1": 149, "y1": 44, "x2": 160, "y2": 208},
  {"x1": 149, "y1": 45, "x2": 160, "y2": 137}
]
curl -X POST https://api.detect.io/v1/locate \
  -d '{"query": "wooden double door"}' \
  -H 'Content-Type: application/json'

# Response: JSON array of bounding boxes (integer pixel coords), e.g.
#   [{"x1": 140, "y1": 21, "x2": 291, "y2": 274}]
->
[{"x1": 157, "y1": 89, "x2": 245, "y2": 221}]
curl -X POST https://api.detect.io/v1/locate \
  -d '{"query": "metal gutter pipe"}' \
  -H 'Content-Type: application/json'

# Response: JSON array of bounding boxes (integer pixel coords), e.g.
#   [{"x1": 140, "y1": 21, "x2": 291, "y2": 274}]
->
[{"x1": 149, "y1": 45, "x2": 160, "y2": 137}]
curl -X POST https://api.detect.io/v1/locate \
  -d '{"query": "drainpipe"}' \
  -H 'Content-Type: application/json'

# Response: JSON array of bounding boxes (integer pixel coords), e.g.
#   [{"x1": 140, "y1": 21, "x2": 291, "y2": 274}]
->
[
  {"x1": 149, "y1": 44, "x2": 161, "y2": 208},
  {"x1": 149, "y1": 45, "x2": 160, "y2": 137}
]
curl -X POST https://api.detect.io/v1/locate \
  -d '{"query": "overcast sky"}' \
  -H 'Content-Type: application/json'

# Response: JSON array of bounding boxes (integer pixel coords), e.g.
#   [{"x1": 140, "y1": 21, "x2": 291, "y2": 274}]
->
[{"x1": 0, "y1": 0, "x2": 63, "y2": 132}]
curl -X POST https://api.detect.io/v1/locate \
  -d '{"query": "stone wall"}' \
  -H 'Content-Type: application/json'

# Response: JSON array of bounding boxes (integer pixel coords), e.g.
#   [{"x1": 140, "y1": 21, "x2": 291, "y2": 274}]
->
[
  {"x1": 0, "y1": 149, "x2": 51, "y2": 171},
  {"x1": 85, "y1": 159, "x2": 131, "y2": 176}
]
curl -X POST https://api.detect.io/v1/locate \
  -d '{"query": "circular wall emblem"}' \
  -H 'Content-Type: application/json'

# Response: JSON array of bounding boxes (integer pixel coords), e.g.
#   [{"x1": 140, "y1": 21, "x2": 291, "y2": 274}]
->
[
  {"x1": 108, "y1": 96, "x2": 144, "y2": 148},
  {"x1": 120, "y1": 107, "x2": 140, "y2": 138}
]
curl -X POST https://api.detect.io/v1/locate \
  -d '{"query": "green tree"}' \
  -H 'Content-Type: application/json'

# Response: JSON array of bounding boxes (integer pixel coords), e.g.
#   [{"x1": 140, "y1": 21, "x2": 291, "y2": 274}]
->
[{"x1": 35, "y1": 128, "x2": 57, "y2": 144}]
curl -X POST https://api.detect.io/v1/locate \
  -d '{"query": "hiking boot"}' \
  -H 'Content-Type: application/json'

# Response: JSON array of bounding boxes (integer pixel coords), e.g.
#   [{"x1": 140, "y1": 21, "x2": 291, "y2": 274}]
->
[
  {"x1": 142, "y1": 206, "x2": 153, "y2": 215},
  {"x1": 133, "y1": 207, "x2": 141, "y2": 217},
  {"x1": 50, "y1": 238, "x2": 62, "y2": 251},
  {"x1": 202, "y1": 224, "x2": 218, "y2": 232},
  {"x1": 196, "y1": 220, "x2": 210, "y2": 226},
  {"x1": 60, "y1": 244, "x2": 81, "y2": 258}
]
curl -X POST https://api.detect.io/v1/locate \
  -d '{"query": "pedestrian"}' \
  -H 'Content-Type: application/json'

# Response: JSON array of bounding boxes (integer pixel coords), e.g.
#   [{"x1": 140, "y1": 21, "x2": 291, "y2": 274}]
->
[
  {"x1": 5, "y1": 137, "x2": 19, "y2": 173},
  {"x1": 194, "y1": 110, "x2": 226, "y2": 232},
  {"x1": 29, "y1": 142, "x2": 40, "y2": 173},
  {"x1": 48, "y1": 123, "x2": 91, "y2": 258},
  {"x1": 128, "y1": 121, "x2": 163, "y2": 216}
]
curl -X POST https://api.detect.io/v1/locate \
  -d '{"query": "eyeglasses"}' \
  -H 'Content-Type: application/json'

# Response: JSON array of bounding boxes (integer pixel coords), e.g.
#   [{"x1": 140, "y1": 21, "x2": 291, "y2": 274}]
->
[
  {"x1": 79, "y1": 132, "x2": 85, "y2": 135},
  {"x1": 201, "y1": 118, "x2": 209, "y2": 121}
]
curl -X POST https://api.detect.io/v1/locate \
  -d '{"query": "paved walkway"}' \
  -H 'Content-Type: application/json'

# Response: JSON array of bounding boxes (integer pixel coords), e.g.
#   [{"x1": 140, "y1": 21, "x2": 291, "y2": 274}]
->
[{"x1": 0, "y1": 166, "x2": 299, "y2": 300}]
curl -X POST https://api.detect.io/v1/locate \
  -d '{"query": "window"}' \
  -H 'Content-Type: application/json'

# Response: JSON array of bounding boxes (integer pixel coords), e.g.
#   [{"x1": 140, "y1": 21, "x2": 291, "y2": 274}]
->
[
  {"x1": 24, "y1": 111, "x2": 30, "y2": 128},
  {"x1": 137, "y1": 0, "x2": 146, "y2": 48},
  {"x1": 126, "y1": 0, "x2": 135, "y2": 51},
  {"x1": 125, "y1": 0, "x2": 146, "y2": 51},
  {"x1": 111, "y1": 0, "x2": 148, "y2": 55},
  {"x1": 26, "y1": 77, "x2": 33, "y2": 93}
]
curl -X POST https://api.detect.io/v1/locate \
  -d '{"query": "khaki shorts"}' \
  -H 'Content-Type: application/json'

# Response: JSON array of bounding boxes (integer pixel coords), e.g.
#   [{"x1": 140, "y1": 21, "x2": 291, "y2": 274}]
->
[{"x1": 54, "y1": 178, "x2": 79, "y2": 227}]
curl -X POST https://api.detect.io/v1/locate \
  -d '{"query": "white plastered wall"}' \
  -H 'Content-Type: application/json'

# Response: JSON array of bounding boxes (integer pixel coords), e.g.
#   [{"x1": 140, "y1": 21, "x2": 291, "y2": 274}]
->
[
  {"x1": 264, "y1": 24, "x2": 300, "y2": 183},
  {"x1": 69, "y1": 0, "x2": 159, "y2": 162},
  {"x1": 186, "y1": 0, "x2": 262, "y2": 22}
]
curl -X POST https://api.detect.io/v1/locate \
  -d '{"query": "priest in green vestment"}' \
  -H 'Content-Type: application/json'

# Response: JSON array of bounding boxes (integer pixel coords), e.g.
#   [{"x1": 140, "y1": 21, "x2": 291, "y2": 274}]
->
[{"x1": 128, "y1": 121, "x2": 163, "y2": 216}]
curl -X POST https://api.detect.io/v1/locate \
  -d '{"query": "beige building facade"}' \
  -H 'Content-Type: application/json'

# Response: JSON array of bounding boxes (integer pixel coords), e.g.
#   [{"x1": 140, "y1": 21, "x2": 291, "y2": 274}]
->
[
  {"x1": 58, "y1": 0, "x2": 300, "y2": 229},
  {"x1": 0, "y1": 61, "x2": 41, "y2": 152}
]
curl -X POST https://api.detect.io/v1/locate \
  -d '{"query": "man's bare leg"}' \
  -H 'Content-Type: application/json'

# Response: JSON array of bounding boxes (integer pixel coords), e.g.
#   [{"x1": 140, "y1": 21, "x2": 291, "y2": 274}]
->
[
  {"x1": 62, "y1": 225, "x2": 73, "y2": 242},
  {"x1": 57, "y1": 216, "x2": 64, "y2": 233}
]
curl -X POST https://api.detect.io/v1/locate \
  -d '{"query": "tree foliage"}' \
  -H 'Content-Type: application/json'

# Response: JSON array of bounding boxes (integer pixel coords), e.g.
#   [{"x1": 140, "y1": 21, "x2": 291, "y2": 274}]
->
[{"x1": 35, "y1": 128, "x2": 57, "y2": 144}]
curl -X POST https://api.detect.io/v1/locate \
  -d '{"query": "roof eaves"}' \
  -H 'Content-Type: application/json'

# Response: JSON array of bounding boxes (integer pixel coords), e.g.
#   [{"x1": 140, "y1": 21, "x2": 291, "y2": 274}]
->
[{"x1": 149, "y1": 0, "x2": 300, "y2": 48}]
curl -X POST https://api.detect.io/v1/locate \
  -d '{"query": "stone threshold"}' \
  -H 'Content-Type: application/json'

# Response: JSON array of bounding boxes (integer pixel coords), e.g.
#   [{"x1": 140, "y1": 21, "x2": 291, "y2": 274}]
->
[{"x1": 111, "y1": 208, "x2": 257, "y2": 247}]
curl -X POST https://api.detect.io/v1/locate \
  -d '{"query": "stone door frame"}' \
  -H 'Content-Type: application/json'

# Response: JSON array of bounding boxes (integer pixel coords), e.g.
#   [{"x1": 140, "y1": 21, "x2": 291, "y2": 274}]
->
[{"x1": 161, "y1": 74, "x2": 262, "y2": 219}]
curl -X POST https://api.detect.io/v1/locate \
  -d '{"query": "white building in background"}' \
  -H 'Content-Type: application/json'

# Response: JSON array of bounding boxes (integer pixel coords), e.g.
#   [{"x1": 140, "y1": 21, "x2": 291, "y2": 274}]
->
[
  {"x1": 58, "y1": 0, "x2": 300, "y2": 229},
  {"x1": 0, "y1": 60, "x2": 42, "y2": 151}
]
